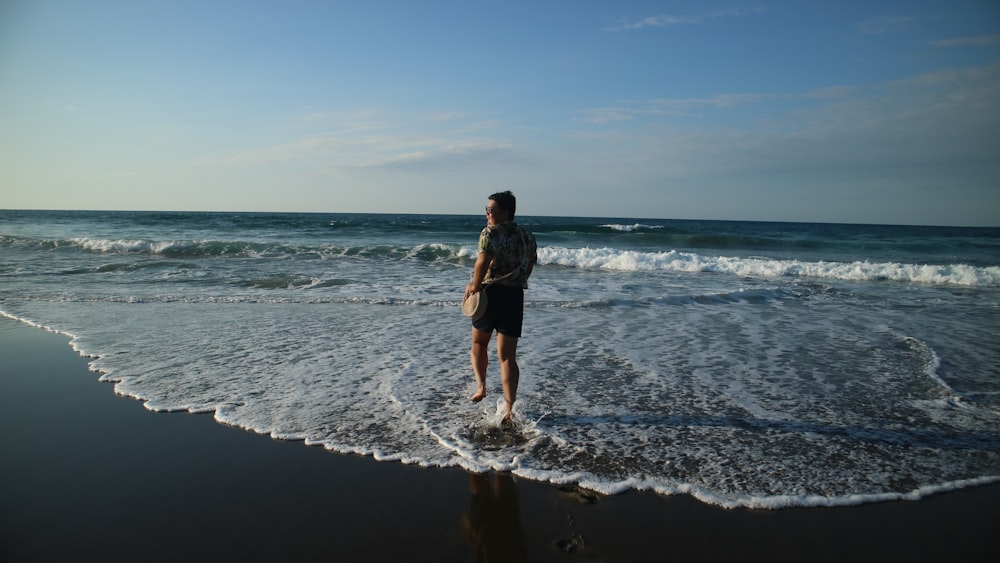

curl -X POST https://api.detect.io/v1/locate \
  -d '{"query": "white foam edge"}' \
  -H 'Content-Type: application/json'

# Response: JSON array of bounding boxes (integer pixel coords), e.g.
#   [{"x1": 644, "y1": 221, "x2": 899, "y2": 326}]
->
[{"x1": 5, "y1": 309, "x2": 997, "y2": 510}]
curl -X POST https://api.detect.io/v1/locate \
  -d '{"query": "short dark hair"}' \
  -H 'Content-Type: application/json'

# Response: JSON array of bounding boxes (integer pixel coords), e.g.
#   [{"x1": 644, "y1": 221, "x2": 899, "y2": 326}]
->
[{"x1": 489, "y1": 191, "x2": 517, "y2": 217}]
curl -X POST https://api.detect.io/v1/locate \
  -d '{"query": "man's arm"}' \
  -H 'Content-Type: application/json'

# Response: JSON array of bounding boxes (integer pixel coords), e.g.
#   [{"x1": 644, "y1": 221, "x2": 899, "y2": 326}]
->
[{"x1": 465, "y1": 252, "x2": 492, "y2": 297}]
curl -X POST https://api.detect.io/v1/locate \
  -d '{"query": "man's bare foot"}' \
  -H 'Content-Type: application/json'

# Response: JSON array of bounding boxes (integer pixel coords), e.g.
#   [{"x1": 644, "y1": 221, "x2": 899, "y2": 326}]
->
[
  {"x1": 501, "y1": 398, "x2": 515, "y2": 423},
  {"x1": 470, "y1": 388, "x2": 486, "y2": 403}
]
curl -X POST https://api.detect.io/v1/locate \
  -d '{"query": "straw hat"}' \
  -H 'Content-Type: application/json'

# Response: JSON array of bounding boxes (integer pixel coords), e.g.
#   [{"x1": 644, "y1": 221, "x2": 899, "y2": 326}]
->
[{"x1": 462, "y1": 290, "x2": 488, "y2": 320}]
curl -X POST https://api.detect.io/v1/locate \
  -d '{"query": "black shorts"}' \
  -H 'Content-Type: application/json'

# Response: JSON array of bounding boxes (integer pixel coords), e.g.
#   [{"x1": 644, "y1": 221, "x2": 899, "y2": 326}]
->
[{"x1": 472, "y1": 284, "x2": 525, "y2": 337}]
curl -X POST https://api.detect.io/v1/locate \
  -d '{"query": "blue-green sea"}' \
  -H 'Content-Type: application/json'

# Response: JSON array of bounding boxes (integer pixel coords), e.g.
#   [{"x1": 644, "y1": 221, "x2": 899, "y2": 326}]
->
[{"x1": 2, "y1": 210, "x2": 998, "y2": 508}]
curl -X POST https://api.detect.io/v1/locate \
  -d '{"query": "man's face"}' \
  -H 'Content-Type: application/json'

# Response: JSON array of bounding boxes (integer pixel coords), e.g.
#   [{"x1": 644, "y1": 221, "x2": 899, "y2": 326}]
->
[{"x1": 486, "y1": 200, "x2": 508, "y2": 225}]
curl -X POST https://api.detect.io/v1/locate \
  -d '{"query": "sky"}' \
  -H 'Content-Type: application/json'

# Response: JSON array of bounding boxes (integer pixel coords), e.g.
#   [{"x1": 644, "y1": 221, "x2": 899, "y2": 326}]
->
[{"x1": 1, "y1": 0, "x2": 998, "y2": 226}]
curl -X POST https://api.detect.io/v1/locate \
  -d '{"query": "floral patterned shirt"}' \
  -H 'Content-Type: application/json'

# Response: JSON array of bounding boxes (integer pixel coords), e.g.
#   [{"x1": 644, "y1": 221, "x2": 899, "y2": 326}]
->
[{"x1": 479, "y1": 220, "x2": 537, "y2": 288}]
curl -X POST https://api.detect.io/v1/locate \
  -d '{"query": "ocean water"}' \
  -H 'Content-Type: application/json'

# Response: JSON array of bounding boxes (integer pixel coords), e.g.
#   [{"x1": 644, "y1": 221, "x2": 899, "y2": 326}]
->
[{"x1": 1, "y1": 209, "x2": 998, "y2": 509}]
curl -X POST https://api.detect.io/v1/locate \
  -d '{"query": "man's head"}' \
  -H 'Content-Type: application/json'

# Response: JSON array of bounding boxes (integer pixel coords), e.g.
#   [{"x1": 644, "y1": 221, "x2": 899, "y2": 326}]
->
[{"x1": 487, "y1": 191, "x2": 517, "y2": 219}]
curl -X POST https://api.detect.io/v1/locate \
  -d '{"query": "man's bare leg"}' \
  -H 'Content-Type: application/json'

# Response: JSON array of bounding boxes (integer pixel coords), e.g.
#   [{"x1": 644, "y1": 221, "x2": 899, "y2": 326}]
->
[
  {"x1": 470, "y1": 327, "x2": 491, "y2": 402},
  {"x1": 496, "y1": 332, "x2": 519, "y2": 421}
]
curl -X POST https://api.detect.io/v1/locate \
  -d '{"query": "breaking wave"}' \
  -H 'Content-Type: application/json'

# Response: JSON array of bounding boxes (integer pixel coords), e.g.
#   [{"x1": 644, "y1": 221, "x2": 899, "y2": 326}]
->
[{"x1": 538, "y1": 247, "x2": 1000, "y2": 287}]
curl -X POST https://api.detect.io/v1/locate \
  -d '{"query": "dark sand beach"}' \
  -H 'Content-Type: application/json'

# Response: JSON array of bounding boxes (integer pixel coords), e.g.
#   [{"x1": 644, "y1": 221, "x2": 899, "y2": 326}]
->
[{"x1": 2, "y1": 315, "x2": 998, "y2": 562}]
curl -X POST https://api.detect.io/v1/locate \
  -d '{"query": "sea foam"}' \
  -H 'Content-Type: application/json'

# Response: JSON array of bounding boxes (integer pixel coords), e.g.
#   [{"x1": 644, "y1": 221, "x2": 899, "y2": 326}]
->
[{"x1": 537, "y1": 247, "x2": 1000, "y2": 286}]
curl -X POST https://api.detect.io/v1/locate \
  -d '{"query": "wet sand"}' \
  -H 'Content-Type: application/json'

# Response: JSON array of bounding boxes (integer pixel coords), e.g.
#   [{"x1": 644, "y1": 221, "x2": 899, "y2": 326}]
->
[{"x1": 1, "y1": 315, "x2": 998, "y2": 562}]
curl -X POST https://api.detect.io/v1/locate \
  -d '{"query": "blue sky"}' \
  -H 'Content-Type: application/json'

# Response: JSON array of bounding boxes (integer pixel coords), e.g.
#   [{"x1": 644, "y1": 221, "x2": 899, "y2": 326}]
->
[{"x1": 2, "y1": 0, "x2": 998, "y2": 225}]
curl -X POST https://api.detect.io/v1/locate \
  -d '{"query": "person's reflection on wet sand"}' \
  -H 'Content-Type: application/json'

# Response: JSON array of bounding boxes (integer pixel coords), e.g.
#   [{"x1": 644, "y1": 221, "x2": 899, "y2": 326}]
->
[{"x1": 461, "y1": 472, "x2": 526, "y2": 562}]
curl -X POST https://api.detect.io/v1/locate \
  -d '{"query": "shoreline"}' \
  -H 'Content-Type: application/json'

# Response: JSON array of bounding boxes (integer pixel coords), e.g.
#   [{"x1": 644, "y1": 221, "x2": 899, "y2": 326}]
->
[{"x1": 2, "y1": 315, "x2": 998, "y2": 562}]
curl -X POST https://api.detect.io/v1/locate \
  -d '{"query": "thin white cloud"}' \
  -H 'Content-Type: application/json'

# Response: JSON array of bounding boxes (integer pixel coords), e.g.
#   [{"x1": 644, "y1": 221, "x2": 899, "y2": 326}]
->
[
  {"x1": 571, "y1": 63, "x2": 1000, "y2": 183},
  {"x1": 426, "y1": 112, "x2": 467, "y2": 122},
  {"x1": 293, "y1": 109, "x2": 389, "y2": 133},
  {"x1": 296, "y1": 112, "x2": 332, "y2": 123},
  {"x1": 190, "y1": 136, "x2": 353, "y2": 167},
  {"x1": 350, "y1": 140, "x2": 513, "y2": 169},
  {"x1": 653, "y1": 92, "x2": 786, "y2": 109},
  {"x1": 577, "y1": 108, "x2": 635, "y2": 124},
  {"x1": 613, "y1": 8, "x2": 755, "y2": 31},
  {"x1": 856, "y1": 15, "x2": 915, "y2": 35},
  {"x1": 576, "y1": 83, "x2": 898, "y2": 125},
  {"x1": 191, "y1": 119, "x2": 514, "y2": 173},
  {"x1": 576, "y1": 92, "x2": 802, "y2": 124},
  {"x1": 929, "y1": 35, "x2": 1000, "y2": 47}
]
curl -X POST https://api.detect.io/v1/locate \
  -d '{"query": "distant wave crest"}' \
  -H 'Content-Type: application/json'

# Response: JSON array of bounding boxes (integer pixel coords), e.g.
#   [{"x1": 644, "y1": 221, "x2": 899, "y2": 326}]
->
[
  {"x1": 63, "y1": 237, "x2": 463, "y2": 263},
  {"x1": 15, "y1": 236, "x2": 1000, "y2": 287},
  {"x1": 538, "y1": 247, "x2": 1000, "y2": 287},
  {"x1": 599, "y1": 223, "x2": 664, "y2": 232}
]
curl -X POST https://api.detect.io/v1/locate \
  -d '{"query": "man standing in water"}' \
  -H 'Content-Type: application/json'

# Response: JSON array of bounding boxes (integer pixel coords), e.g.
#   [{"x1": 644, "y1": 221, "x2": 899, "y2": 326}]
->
[{"x1": 464, "y1": 191, "x2": 537, "y2": 422}]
